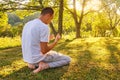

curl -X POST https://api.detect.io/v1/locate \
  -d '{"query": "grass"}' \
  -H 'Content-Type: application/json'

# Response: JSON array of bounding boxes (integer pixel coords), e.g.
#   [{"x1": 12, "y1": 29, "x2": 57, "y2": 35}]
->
[{"x1": 0, "y1": 37, "x2": 120, "y2": 80}]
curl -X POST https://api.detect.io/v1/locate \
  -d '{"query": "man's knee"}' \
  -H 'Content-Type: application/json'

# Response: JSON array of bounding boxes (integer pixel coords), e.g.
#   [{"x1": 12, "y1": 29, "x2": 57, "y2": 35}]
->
[{"x1": 65, "y1": 56, "x2": 71, "y2": 63}]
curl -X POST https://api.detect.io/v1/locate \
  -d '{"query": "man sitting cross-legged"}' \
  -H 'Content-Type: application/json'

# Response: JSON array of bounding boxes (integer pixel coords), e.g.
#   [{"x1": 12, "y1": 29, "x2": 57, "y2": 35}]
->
[{"x1": 22, "y1": 7, "x2": 71, "y2": 73}]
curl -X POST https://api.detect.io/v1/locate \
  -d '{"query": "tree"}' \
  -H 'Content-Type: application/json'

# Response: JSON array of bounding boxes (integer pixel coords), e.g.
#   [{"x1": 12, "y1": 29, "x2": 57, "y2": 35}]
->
[
  {"x1": 58, "y1": 0, "x2": 64, "y2": 36},
  {"x1": 0, "y1": 0, "x2": 59, "y2": 36},
  {"x1": 65, "y1": 0, "x2": 90, "y2": 38},
  {"x1": 101, "y1": 0, "x2": 120, "y2": 36},
  {"x1": 7, "y1": 13, "x2": 21, "y2": 26}
]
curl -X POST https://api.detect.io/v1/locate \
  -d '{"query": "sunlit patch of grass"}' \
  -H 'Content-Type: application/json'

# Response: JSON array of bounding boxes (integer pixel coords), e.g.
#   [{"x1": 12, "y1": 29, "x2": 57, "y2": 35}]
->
[
  {"x1": 0, "y1": 59, "x2": 26, "y2": 77},
  {"x1": 88, "y1": 40, "x2": 110, "y2": 62},
  {"x1": 0, "y1": 36, "x2": 21, "y2": 49},
  {"x1": 0, "y1": 47, "x2": 22, "y2": 67},
  {"x1": 60, "y1": 37, "x2": 120, "y2": 80},
  {"x1": 84, "y1": 37, "x2": 101, "y2": 42}
]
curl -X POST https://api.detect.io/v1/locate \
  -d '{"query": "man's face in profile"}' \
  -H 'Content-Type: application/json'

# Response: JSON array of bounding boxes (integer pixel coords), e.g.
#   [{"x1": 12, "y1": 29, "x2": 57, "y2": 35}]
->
[{"x1": 47, "y1": 14, "x2": 54, "y2": 24}]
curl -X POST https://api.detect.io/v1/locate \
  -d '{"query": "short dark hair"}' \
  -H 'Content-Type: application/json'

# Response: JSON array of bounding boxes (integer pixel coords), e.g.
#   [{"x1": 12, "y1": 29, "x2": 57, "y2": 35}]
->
[{"x1": 41, "y1": 7, "x2": 54, "y2": 15}]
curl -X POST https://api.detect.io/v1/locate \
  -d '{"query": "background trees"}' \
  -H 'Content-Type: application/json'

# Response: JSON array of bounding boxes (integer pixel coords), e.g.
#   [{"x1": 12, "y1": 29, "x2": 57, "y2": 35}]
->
[{"x1": 0, "y1": 0, "x2": 120, "y2": 38}]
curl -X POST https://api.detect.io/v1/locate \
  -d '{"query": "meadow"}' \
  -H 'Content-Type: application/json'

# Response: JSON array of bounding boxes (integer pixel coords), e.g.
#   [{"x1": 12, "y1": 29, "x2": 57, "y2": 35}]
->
[{"x1": 0, "y1": 37, "x2": 120, "y2": 80}]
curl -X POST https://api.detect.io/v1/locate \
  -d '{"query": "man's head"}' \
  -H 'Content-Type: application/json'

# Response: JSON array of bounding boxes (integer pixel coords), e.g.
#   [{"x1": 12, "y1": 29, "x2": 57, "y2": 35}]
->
[{"x1": 40, "y1": 7, "x2": 54, "y2": 24}]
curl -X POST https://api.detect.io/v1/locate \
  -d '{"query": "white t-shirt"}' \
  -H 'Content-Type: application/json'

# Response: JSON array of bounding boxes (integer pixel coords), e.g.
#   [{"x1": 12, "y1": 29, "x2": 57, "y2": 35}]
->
[{"x1": 22, "y1": 19, "x2": 50, "y2": 63}]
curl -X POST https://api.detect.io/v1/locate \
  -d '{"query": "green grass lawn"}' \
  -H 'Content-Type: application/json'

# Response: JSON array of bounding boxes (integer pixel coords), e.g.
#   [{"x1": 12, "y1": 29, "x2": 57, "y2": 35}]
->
[{"x1": 0, "y1": 37, "x2": 120, "y2": 80}]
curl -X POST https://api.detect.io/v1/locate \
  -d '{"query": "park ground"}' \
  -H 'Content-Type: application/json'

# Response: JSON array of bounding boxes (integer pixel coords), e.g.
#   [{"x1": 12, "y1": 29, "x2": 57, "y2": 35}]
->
[{"x1": 0, "y1": 37, "x2": 120, "y2": 80}]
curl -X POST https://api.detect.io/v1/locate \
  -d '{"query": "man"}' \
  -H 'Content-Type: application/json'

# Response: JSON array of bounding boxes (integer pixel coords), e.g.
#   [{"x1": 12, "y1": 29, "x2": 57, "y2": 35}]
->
[{"x1": 22, "y1": 7, "x2": 71, "y2": 73}]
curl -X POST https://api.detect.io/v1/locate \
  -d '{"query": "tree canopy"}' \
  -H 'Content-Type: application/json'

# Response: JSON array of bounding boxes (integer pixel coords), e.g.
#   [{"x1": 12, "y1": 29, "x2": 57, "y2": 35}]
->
[{"x1": 0, "y1": 0, "x2": 120, "y2": 38}]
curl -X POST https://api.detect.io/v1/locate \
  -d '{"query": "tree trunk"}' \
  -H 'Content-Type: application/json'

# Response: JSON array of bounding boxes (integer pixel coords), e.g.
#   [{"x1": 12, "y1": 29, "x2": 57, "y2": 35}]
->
[
  {"x1": 50, "y1": 22, "x2": 57, "y2": 36},
  {"x1": 78, "y1": 0, "x2": 86, "y2": 38},
  {"x1": 73, "y1": 0, "x2": 86, "y2": 38},
  {"x1": 58, "y1": 0, "x2": 64, "y2": 36},
  {"x1": 73, "y1": 0, "x2": 80, "y2": 38},
  {"x1": 76, "y1": 22, "x2": 80, "y2": 38}
]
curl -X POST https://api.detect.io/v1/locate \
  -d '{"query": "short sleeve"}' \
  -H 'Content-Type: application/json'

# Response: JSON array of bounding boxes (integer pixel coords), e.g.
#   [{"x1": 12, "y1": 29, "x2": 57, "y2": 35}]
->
[{"x1": 40, "y1": 26, "x2": 49, "y2": 42}]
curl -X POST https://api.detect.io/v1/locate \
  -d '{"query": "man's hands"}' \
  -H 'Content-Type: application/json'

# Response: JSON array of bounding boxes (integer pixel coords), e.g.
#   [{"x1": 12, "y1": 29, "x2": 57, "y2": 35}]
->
[
  {"x1": 54, "y1": 34, "x2": 61, "y2": 43},
  {"x1": 49, "y1": 34, "x2": 61, "y2": 43},
  {"x1": 49, "y1": 34, "x2": 54, "y2": 40}
]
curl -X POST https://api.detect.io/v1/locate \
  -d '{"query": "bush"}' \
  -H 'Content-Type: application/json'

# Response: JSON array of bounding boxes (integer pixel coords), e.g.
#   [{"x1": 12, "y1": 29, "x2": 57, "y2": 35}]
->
[{"x1": 0, "y1": 36, "x2": 21, "y2": 49}]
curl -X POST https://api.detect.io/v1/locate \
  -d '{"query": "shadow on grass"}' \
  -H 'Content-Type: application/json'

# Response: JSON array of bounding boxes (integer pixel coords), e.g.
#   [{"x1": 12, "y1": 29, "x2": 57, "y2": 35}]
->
[
  {"x1": 0, "y1": 47, "x2": 22, "y2": 67},
  {"x1": 62, "y1": 38, "x2": 120, "y2": 80},
  {"x1": 65, "y1": 48, "x2": 120, "y2": 80},
  {"x1": 1, "y1": 65, "x2": 69, "y2": 80},
  {"x1": 105, "y1": 38, "x2": 120, "y2": 57},
  {"x1": 0, "y1": 46, "x2": 21, "y2": 50},
  {"x1": 84, "y1": 66, "x2": 120, "y2": 80},
  {"x1": 106, "y1": 44, "x2": 120, "y2": 72},
  {"x1": 107, "y1": 45, "x2": 120, "y2": 64},
  {"x1": 83, "y1": 39, "x2": 120, "y2": 80},
  {"x1": 0, "y1": 45, "x2": 70, "y2": 80},
  {"x1": 62, "y1": 49, "x2": 95, "y2": 80}
]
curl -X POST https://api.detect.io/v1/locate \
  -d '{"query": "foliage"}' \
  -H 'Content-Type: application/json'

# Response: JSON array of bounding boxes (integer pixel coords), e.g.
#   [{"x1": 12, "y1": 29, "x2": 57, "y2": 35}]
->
[
  {"x1": 100, "y1": 0, "x2": 120, "y2": 36},
  {"x1": 63, "y1": 11, "x2": 75, "y2": 33},
  {"x1": 0, "y1": 12, "x2": 8, "y2": 32},
  {"x1": 11, "y1": 23, "x2": 24, "y2": 37},
  {"x1": 0, "y1": 23, "x2": 23, "y2": 37},
  {"x1": 0, "y1": 12, "x2": 12, "y2": 37},
  {"x1": 7, "y1": 13, "x2": 21, "y2": 26},
  {"x1": 0, "y1": 36, "x2": 21, "y2": 49},
  {"x1": 0, "y1": 0, "x2": 120, "y2": 38},
  {"x1": 15, "y1": 10, "x2": 35, "y2": 19},
  {"x1": 22, "y1": 12, "x2": 40, "y2": 24},
  {"x1": 0, "y1": 12, "x2": 8, "y2": 27},
  {"x1": 0, "y1": 11, "x2": 40, "y2": 37}
]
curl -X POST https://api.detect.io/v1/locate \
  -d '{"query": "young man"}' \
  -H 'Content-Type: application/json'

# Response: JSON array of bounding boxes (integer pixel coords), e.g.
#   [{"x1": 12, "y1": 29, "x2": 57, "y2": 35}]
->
[{"x1": 22, "y1": 7, "x2": 71, "y2": 73}]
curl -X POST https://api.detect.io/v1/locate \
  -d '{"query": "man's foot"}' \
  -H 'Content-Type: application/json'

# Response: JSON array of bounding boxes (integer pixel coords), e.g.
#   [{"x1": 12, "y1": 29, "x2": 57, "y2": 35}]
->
[
  {"x1": 28, "y1": 63, "x2": 35, "y2": 69},
  {"x1": 33, "y1": 62, "x2": 49, "y2": 73}
]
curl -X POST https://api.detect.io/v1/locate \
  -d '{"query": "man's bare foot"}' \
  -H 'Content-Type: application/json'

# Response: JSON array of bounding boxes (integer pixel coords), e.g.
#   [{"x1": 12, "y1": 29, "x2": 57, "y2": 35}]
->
[
  {"x1": 33, "y1": 62, "x2": 49, "y2": 73},
  {"x1": 28, "y1": 63, "x2": 35, "y2": 69}
]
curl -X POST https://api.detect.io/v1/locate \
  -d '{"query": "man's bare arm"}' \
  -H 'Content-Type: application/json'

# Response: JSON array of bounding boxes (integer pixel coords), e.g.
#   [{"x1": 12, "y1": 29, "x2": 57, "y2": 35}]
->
[{"x1": 40, "y1": 34, "x2": 60, "y2": 54}]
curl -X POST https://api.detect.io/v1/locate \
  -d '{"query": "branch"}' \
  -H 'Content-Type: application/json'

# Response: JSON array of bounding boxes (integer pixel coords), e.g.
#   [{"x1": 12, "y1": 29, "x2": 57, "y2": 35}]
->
[
  {"x1": 0, "y1": 5, "x2": 58, "y2": 12},
  {"x1": 64, "y1": 6, "x2": 74, "y2": 15},
  {"x1": 83, "y1": 10, "x2": 97, "y2": 16},
  {"x1": 0, "y1": 7, "x2": 42, "y2": 12},
  {"x1": 112, "y1": 18, "x2": 120, "y2": 29}
]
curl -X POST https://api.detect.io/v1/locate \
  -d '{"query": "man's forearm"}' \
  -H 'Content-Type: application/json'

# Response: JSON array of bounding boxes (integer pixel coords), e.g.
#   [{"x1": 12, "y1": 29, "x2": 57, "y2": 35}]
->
[
  {"x1": 48, "y1": 41, "x2": 57, "y2": 50},
  {"x1": 42, "y1": 41, "x2": 57, "y2": 54},
  {"x1": 41, "y1": 34, "x2": 61, "y2": 54}
]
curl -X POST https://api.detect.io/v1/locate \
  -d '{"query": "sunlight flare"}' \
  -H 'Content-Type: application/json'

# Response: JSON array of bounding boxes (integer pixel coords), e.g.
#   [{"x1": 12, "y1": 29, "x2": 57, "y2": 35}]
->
[
  {"x1": 117, "y1": 9, "x2": 120, "y2": 15},
  {"x1": 68, "y1": 0, "x2": 101, "y2": 11}
]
